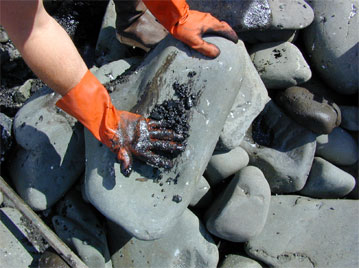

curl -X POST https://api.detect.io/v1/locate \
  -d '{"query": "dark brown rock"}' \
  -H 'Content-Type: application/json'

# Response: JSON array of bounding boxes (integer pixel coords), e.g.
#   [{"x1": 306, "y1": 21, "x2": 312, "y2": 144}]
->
[{"x1": 275, "y1": 86, "x2": 341, "y2": 134}]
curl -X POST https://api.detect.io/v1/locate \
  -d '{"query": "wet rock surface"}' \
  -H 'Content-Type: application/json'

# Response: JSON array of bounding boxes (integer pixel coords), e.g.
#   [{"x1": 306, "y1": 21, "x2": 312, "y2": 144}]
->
[
  {"x1": 245, "y1": 195, "x2": 359, "y2": 268},
  {"x1": 0, "y1": 0, "x2": 358, "y2": 267}
]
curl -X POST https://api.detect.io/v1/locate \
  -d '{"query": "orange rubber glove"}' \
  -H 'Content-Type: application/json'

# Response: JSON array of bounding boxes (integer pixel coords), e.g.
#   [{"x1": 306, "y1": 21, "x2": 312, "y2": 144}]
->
[
  {"x1": 56, "y1": 70, "x2": 185, "y2": 176},
  {"x1": 143, "y1": 0, "x2": 238, "y2": 58}
]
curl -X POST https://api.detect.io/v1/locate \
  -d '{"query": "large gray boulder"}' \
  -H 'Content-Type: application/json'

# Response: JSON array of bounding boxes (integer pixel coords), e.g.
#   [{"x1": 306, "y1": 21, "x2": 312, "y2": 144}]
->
[
  {"x1": 84, "y1": 36, "x2": 246, "y2": 240},
  {"x1": 241, "y1": 100, "x2": 317, "y2": 193},
  {"x1": 108, "y1": 209, "x2": 219, "y2": 268},
  {"x1": 9, "y1": 89, "x2": 85, "y2": 211},
  {"x1": 303, "y1": 0, "x2": 359, "y2": 95},
  {"x1": 217, "y1": 45, "x2": 269, "y2": 150},
  {"x1": 245, "y1": 195, "x2": 359, "y2": 268}
]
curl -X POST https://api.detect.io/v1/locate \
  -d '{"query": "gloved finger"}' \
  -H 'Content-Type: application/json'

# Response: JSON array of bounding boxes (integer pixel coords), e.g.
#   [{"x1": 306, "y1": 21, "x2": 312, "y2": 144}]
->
[
  {"x1": 141, "y1": 151, "x2": 174, "y2": 170},
  {"x1": 149, "y1": 129, "x2": 185, "y2": 141},
  {"x1": 151, "y1": 140, "x2": 186, "y2": 153},
  {"x1": 205, "y1": 21, "x2": 239, "y2": 44},
  {"x1": 192, "y1": 39, "x2": 221, "y2": 58},
  {"x1": 117, "y1": 148, "x2": 133, "y2": 177}
]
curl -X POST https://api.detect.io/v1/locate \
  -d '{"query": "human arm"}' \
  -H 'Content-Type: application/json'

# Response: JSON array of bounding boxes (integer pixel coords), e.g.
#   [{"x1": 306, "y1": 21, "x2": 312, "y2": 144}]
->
[
  {"x1": 143, "y1": 0, "x2": 238, "y2": 58},
  {"x1": 0, "y1": 0, "x2": 185, "y2": 176}
]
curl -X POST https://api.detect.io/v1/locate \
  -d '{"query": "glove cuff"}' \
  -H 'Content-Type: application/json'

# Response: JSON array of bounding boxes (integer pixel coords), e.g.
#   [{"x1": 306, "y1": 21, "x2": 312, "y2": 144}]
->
[{"x1": 56, "y1": 70, "x2": 119, "y2": 144}]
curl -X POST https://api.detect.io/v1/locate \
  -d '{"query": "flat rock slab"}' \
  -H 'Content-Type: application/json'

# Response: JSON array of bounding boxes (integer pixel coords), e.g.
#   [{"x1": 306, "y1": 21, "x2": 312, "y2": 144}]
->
[
  {"x1": 10, "y1": 88, "x2": 85, "y2": 211},
  {"x1": 245, "y1": 195, "x2": 359, "y2": 268},
  {"x1": 84, "y1": 36, "x2": 246, "y2": 240},
  {"x1": 108, "y1": 209, "x2": 219, "y2": 268}
]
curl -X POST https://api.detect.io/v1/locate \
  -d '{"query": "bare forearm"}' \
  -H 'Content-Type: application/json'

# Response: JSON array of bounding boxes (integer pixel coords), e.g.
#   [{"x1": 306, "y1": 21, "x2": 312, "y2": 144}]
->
[{"x1": 0, "y1": 0, "x2": 87, "y2": 96}]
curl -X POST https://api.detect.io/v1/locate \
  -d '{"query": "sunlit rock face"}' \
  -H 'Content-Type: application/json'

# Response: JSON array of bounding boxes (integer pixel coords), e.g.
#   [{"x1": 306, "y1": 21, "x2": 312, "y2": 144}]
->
[{"x1": 84, "y1": 36, "x2": 246, "y2": 240}]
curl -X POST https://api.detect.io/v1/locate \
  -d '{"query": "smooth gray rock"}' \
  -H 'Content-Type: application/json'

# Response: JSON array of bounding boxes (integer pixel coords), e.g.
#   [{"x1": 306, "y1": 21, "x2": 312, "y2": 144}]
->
[
  {"x1": 85, "y1": 36, "x2": 246, "y2": 240},
  {"x1": 187, "y1": 0, "x2": 272, "y2": 31},
  {"x1": 52, "y1": 216, "x2": 111, "y2": 268},
  {"x1": 0, "y1": 192, "x2": 3, "y2": 206},
  {"x1": 9, "y1": 88, "x2": 85, "y2": 211},
  {"x1": 316, "y1": 127, "x2": 358, "y2": 166},
  {"x1": 205, "y1": 147, "x2": 249, "y2": 185},
  {"x1": 245, "y1": 195, "x2": 359, "y2": 268},
  {"x1": 340, "y1": 105, "x2": 359, "y2": 131},
  {"x1": 53, "y1": 189, "x2": 112, "y2": 268},
  {"x1": 205, "y1": 166, "x2": 271, "y2": 242},
  {"x1": 189, "y1": 176, "x2": 213, "y2": 208},
  {"x1": 0, "y1": 207, "x2": 43, "y2": 267},
  {"x1": 249, "y1": 42, "x2": 312, "y2": 89},
  {"x1": 218, "y1": 47, "x2": 269, "y2": 150},
  {"x1": 275, "y1": 86, "x2": 341, "y2": 134},
  {"x1": 109, "y1": 209, "x2": 219, "y2": 268},
  {"x1": 219, "y1": 254, "x2": 263, "y2": 268},
  {"x1": 241, "y1": 101, "x2": 317, "y2": 193},
  {"x1": 300, "y1": 157, "x2": 356, "y2": 198},
  {"x1": 268, "y1": 0, "x2": 314, "y2": 29},
  {"x1": 0, "y1": 112, "x2": 12, "y2": 162},
  {"x1": 303, "y1": 0, "x2": 359, "y2": 95}
]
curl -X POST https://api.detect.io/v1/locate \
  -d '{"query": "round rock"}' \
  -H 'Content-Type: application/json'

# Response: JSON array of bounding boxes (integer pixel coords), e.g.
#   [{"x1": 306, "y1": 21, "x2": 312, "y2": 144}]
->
[
  {"x1": 249, "y1": 42, "x2": 312, "y2": 89},
  {"x1": 219, "y1": 254, "x2": 263, "y2": 268},
  {"x1": 205, "y1": 147, "x2": 249, "y2": 186},
  {"x1": 300, "y1": 157, "x2": 356, "y2": 198},
  {"x1": 316, "y1": 127, "x2": 358, "y2": 166},
  {"x1": 340, "y1": 105, "x2": 359, "y2": 131},
  {"x1": 275, "y1": 86, "x2": 341, "y2": 134},
  {"x1": 205, "y1": 166, "x2": 271, "y2": 242}
]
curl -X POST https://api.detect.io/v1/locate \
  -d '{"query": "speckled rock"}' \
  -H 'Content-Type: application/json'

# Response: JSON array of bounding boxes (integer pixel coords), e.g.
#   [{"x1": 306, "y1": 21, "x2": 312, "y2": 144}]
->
[
  {"x1": 217, "y1": 47, "x2": 269, "y2": 150},
  {"x1": 84, "y1": 36, "x2": 246, "y2": 240},
  {"x1": 275, "y1": 86, "x2": 341, "y2": 134},
  {"x1": 340, "y1": 105, "x2": 359, "y2": 131},
  {"x1": 109, "y1": 209, "x2": 219, "y2": 268},
  {"x1": 205, "y1": 166, "x2": 271, "y2": 242},
  {"x1": 53, "y1": 189, "x2": 111, "y2": 268},
  {"x1": 219, "y1": 255, "x2": 263, "y2": 268},
  {"x1": 268, "y1": 0, "x2": 314, "y2": 29},
  {"x1": 189, "y1": 176, "x2": 213, "y2": 209},
  {"x1": 241, "y1": 101, "x2": 316, "y2": 193},
  {"x1": 316, "y1": 127, "x2": 358, "y2": 166},
  {"x1": 300, "y1": 157, "x2": 356, "y2": 198},
  {"x1": 303, "y1": 0, "x2": 359, "y2": 95},
  {"x1": 205, "y1": 147, "x2": 249, "y2": 185},
  {"x1": 9, "y1": 88, "x2": 85, "y2": 211},
  {"x1": 245, "y1": 195, "x2": 359, "y2": 268},
  {"x1": 0, "y1": 207, "x2": 44, "y2": 267},
  {"x1": 0, "y1": 112, "x2": 12, "y2": 163},
  {"x1": 249, "y1": 42, "x2": 312, "y2": 89},
  {"x1": 187, "y1": 0, "x2": 272, "y2": 31}
]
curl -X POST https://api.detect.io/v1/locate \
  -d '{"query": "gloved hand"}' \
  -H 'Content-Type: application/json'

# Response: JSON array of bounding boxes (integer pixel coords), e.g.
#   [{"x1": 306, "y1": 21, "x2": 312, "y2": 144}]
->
[
  {"x1": 56, "y1": 70, "x2": 185, "y2": 176},
  {"x1": 143, "y1": 0, "x2": 238, "y2": 58}
]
